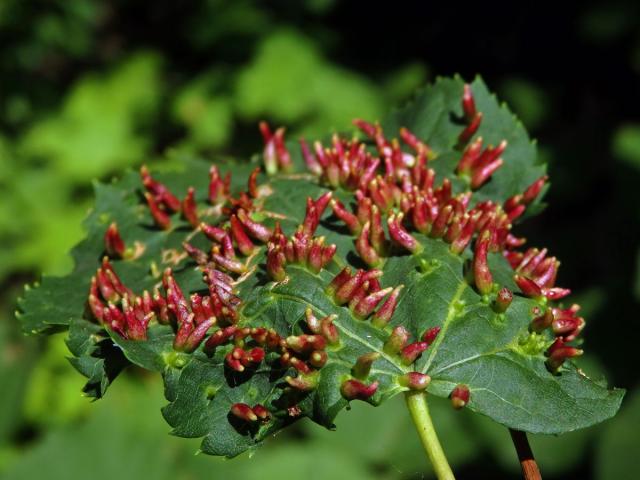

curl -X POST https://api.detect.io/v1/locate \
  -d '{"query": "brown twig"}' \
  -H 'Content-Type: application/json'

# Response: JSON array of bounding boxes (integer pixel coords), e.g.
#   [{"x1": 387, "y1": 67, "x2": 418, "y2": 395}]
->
[{"x1": 509, "y1": 429, "x2": 542, "y2": 480}]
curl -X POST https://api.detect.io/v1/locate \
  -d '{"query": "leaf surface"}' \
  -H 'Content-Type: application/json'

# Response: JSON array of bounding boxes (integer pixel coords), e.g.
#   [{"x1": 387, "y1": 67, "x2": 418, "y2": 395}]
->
[{"x1": 17, "y1": 76, "x2": 623, "y2": 457}]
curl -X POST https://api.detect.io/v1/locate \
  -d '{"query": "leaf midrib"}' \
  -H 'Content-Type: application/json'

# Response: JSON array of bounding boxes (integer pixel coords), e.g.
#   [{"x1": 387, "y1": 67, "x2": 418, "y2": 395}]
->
[
  {"x1": 267, "y1": 290, "x2": 407, "y2": 375},
  {"x1": 421, "y1": 281, "x2": 468, "y2": 374}
]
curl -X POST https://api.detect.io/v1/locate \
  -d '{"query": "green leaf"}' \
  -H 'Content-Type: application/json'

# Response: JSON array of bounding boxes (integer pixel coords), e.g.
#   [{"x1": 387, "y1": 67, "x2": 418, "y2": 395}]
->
[
  {"x1": 66, "y1": 319, "x2": 129, "y2": 398},
  {"x1": 380, "y1": 245, "x2": 622, "y2": 435},
  {"x1": 18, "y1": 76, "x2": 623, "y2": 459},
  {"x1": 384, "y1": 76, "x2": 547, "y2": 206},
  {"x1": 162, "y1": 356, "x2": 291, "y2": 457}
]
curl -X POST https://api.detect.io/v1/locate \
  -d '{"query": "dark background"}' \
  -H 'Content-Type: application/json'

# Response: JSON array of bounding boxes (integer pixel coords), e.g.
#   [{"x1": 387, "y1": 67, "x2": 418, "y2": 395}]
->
[{"x1": 1, "y1": 1, "x2": 639, "y2": 478}]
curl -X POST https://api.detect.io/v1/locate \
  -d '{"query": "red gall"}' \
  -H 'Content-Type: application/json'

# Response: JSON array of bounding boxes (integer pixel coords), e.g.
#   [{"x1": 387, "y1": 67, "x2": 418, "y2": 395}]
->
[{"x1": 450, "y1": 384, "x2": 471, "y2": 409}]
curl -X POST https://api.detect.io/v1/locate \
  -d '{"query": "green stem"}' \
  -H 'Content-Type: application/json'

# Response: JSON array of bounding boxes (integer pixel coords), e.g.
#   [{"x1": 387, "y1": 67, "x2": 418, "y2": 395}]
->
[{"x1": 404, "y1": 391, "x2": 455, "y2": 480}]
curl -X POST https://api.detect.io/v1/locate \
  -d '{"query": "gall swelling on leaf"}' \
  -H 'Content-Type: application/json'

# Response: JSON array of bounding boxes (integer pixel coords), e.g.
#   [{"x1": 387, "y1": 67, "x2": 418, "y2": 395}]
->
[{"x1": 17, "y1": 76, "x2": 623, "y2": 465}]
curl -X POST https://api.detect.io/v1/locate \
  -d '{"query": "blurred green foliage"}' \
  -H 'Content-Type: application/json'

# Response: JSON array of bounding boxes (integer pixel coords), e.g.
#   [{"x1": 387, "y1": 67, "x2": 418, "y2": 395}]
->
[
  {"x1": 595, "y1": 388, "x2": 640, "y2": 479},
  {"x1": 235, "y1": 30, "x2": 383, "y2": 130},
  {"x1": 20, "y1": 53, "x2": 163, "y2": 181},
  {"x1": 612, "y1": 124, "x2": 640, "y2": 170},
  {"x1": 1, "y1": 53, "x2": 164, "y2": 276},
  {"x1": 1, "y1": 0, "x2": 639, "y2": 478}
]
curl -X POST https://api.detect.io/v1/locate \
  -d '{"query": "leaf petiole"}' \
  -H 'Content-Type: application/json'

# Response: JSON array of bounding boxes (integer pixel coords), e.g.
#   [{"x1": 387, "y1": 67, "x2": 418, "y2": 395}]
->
[
  {"x1": 404, "y1": 390, "x2": 455, "y2": 480},
  {"x1": 509, "y1": 429, "x2": 542, "y2": 480}
]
